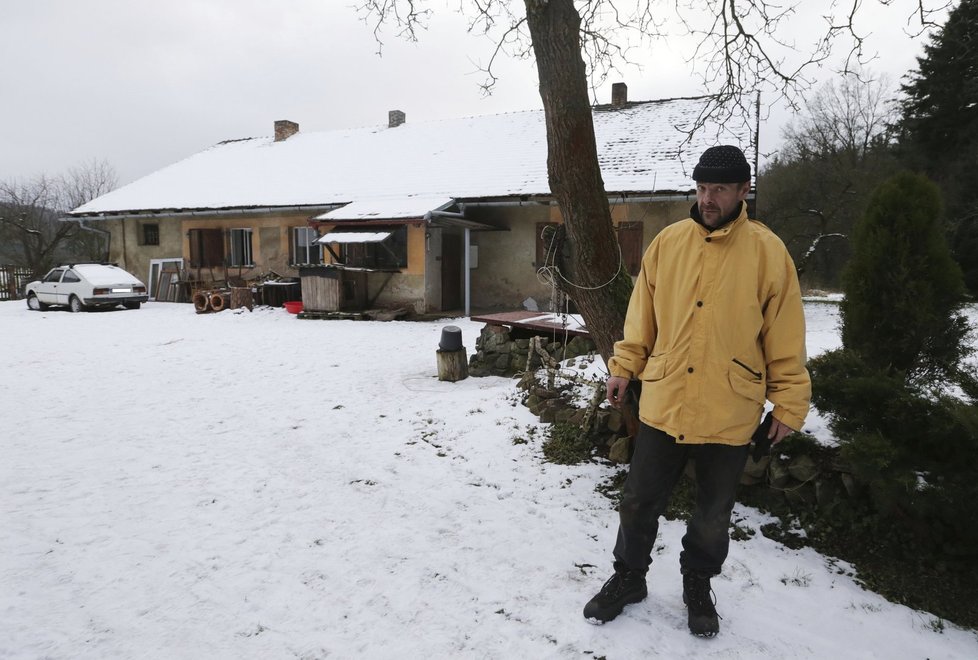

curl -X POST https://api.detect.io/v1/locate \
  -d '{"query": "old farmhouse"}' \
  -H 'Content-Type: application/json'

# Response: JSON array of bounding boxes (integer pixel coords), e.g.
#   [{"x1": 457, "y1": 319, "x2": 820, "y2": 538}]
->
[{"x1": 69, "y1": 85, "x2": 756, "y2": 315}]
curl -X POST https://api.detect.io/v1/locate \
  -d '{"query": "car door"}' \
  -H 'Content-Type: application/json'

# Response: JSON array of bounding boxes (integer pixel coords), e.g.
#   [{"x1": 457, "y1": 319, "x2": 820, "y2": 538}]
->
[
  {"x1": 34, "y1": 268, "x2": 65, "y2": 304},
  {"x1": 59, "y1": 268, "x2": 84, "y2": 304}
]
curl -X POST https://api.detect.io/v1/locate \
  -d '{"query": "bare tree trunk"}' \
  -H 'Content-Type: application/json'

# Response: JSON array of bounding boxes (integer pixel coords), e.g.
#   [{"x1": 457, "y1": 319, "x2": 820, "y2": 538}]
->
[{"x1": 524, "y1": 0, "x2": 634, "y2": 363}]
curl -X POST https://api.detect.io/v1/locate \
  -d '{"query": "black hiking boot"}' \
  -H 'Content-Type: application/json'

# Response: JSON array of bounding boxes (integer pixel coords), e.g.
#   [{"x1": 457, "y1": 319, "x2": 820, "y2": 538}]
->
[
  {"x1": 682, "y1": 572, "x2": 720, "y2": 637},
  {"x1": 583, "y1": 565, "x2": 648, "y2": 624}
]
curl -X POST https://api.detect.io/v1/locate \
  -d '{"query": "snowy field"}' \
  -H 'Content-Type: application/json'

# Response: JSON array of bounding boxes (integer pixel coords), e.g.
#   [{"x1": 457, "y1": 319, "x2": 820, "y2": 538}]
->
[{"x1": 2, "y1": 300, "x2": 976, "y2": 659}]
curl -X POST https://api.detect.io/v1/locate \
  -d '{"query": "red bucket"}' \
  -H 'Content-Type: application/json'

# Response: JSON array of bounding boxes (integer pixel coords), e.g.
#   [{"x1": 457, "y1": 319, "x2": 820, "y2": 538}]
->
[{"x1": 283, "y1": 301, "x2": 303, "y2": 314}]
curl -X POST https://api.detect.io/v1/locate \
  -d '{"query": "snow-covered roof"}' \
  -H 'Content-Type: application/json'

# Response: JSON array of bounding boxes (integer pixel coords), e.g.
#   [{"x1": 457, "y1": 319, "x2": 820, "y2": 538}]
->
[
  {"x1": 313, "y1": 196, "x2": 454, "y2": 221},
  {"x1": 71, "y1": 97, "x2": 755, "y2": 217},
  {"x1": 318, "y1": 231, "x2": 392, "y2": 244}
]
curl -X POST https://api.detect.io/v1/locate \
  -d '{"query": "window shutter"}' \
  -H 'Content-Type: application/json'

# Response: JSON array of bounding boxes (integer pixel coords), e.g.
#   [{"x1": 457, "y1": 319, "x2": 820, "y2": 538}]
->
[
  {"x1": 617, "y1": 222, "x2": 643, "y2": 276},
  {"x1": 189, "y1": 228, "x2": 224, "y2": 267}
]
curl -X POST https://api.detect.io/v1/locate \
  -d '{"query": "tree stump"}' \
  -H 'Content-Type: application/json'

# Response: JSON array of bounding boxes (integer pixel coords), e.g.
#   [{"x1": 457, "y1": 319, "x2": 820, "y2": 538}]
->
[
  {"x1": 437, "y1": 349, "x2": 469, "y2": 382},
  {"x1": 230, "y1": 287, "x2": 253, "y2": 311}
]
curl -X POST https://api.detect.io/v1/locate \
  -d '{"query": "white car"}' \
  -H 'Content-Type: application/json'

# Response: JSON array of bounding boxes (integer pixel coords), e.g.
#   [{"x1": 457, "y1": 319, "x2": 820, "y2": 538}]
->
[{"x1": 25, "y1": 264, "x2": 149, "y2": 312}]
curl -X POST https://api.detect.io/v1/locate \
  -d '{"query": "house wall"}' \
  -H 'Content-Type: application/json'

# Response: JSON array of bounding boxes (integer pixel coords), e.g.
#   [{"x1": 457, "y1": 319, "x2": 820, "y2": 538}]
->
[
  {"x1": 181, "y1": 212, "x2": 313, "y2": 281},
  {"x1": 103, "y1": 210, "x2": 317, "y2": 287},
  {"x1": 467, "y1": 199, "x2": 692, "y2": 311},
  {"x1": 102, "y1": 217, "x2": 184, "y2": 284},
  {"x1": 467, "y1": 204, "x2": 550, "y2": 311},
  {"x1": 97, "y1": 199, "x2": 694, "y2": 312}
]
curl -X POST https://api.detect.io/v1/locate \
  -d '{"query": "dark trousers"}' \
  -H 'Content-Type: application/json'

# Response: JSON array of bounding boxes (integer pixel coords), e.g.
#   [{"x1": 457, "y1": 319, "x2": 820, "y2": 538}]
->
[{"x1": 613, "y1": 423, "x2": 750, "y2": 577}]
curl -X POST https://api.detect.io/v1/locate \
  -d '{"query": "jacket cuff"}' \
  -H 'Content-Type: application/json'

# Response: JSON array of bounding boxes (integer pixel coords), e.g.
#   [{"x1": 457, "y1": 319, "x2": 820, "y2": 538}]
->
[
  {"x1": 607, "y1": 356, "x2": 635, "y2": 380},
  {"x1": 772, "y1": 405, "x2": 805, "y2": 433}
]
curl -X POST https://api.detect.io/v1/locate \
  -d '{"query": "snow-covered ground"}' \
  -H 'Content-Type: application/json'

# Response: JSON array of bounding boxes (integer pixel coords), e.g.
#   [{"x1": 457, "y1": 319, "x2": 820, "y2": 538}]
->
[{"x1": 1, "y1": 300, "x2": 976, "y2": 659}]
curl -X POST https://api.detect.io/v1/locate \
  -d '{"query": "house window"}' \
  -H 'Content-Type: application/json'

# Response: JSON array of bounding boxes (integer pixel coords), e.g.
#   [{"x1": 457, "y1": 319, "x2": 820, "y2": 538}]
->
[
  {"x1": 228, "y1": 228, "x2": 253, "y2": 267},
  {"x1": 188, "y1": 228, "x2": 224, "y2": 268},
  {"x1": 340, "y1": 226, "x2": 408, "y2": 269},
  {"x1": 141, "y1": 223, "x2": 160, "y2": 246},
  {"x1": 291, "y1": 226, "x2": 323, "y2": 265},
  {"x1": 617, "y1": 222, "x2": 643, "y2": 276},
  {"x1": 535, "y1": 222, "x2": 560, "y2": 268}
]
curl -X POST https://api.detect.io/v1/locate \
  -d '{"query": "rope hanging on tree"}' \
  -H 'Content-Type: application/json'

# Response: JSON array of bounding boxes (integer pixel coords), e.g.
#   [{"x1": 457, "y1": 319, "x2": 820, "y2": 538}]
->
[{"x1": 535, "y1": 224, "x2": 624, "y2": 292}]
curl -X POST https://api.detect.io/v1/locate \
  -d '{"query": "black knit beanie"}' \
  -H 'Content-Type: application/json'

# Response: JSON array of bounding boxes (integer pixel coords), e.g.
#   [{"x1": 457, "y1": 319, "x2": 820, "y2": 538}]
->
[{"x1": 692, "y1": 145, "x2": 751, "y2": 183}]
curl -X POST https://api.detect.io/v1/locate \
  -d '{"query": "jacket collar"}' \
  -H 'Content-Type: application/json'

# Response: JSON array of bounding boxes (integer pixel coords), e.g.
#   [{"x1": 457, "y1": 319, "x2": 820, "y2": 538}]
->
[{"x1": 690, "y1": 201, "x2": 748, "y2": 238}]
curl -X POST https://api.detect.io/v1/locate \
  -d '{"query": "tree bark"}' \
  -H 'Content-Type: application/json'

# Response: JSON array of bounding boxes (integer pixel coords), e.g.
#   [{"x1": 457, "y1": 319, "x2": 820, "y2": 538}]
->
[{"x1": 524, "y1": 0, "x2": 635, "y2": 364}]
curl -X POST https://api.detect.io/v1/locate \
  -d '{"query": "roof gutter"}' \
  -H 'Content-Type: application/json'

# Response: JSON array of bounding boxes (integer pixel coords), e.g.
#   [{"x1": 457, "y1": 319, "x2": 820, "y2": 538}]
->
[
  {"x1": 459, "y1": 192, "x2": 703, "y2": 207},
  {"x1": 68, "y1": 204, "x2": 345, "y2": 221}
]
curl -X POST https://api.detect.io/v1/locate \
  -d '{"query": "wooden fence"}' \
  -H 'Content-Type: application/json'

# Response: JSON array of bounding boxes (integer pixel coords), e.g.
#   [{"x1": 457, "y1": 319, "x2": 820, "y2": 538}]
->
[{"x1": 0, "y1": 266, "x2": 33, "y2": 301}]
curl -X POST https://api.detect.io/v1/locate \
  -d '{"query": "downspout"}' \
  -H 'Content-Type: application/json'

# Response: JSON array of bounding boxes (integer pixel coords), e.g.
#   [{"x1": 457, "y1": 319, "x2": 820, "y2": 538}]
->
[
  {"x1": 77, "y1": 219, "x2": 112, "y2": 262},
  {"x1": 464, "y1": 227, "x2": 471, "y2": 317}
]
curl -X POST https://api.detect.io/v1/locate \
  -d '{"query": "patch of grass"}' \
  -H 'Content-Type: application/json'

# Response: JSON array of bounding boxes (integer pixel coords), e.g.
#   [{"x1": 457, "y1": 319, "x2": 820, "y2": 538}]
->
[
  {"x1": 741, "y1": 481, "x2": 978, "y2": 629},
  {"x1": 542, "y1": 423, "x2": 594, "y2": 465},
  {"x1": 924, "y1": 616, "x2": 946, "y2": 634},
  {"x1": 511, "y1": 424, "x2": 540, "y2": 446},
  {"x1": 595, "y1": 469, "x2": 627, "y2": 503},
  {"x1": 730, "y1": 523, "x2": 755, "y2": 542},
  {"x1": 780, "y1": 569, "x2": 813, "y2": 588}
]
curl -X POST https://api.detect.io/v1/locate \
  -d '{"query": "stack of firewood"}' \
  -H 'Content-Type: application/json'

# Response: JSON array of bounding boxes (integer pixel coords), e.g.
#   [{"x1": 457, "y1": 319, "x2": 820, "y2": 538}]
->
[{"x1": 192, "y1": 287, "x2": 253, "y2": 313}]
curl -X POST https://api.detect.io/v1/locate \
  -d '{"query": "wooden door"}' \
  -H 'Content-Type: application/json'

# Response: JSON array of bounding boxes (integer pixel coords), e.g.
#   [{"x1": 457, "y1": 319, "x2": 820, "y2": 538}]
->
[{"x1": 441, "y1": 233, "x2": 462, "y2": 311}]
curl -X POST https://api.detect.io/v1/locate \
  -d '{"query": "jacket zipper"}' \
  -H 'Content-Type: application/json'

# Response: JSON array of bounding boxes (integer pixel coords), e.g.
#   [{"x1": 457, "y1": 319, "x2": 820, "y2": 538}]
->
[{"x1": 732, "y1": 358, "x2": 762, "y2": 380}]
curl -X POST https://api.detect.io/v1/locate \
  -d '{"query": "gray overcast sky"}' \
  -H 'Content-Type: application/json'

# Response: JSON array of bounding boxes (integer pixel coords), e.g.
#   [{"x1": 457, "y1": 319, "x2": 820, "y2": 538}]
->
[{"x1": 0, "y1": 0, "x2": 947, "y2": 187}]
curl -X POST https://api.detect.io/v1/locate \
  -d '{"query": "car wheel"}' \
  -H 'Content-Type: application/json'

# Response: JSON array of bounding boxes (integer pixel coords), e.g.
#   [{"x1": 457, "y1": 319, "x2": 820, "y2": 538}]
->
[
  {"x1": 124, "y1": 301, "x2": 141, "y2": 310},
  {"x1": 26, "y1": 293, "x2": 48, "y2": 311},
  {"x1": 69, "y1": 295, "x2": 85, "y2": 313}
]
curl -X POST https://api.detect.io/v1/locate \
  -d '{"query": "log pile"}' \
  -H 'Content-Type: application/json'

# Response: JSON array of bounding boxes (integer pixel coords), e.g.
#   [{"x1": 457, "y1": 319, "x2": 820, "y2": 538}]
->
[{"x1": 193, "y1": 287, "x2": 253, "y2": 314}]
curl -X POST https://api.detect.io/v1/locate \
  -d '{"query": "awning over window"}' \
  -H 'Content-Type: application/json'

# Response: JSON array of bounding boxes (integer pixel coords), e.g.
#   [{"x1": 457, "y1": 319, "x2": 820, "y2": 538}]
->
[
  {"x1": 317, "y1": 231, "x2": 392, "y2": 244},
  {"x1": 313, "y1": 196, "x2": 454, "y2": 221}
]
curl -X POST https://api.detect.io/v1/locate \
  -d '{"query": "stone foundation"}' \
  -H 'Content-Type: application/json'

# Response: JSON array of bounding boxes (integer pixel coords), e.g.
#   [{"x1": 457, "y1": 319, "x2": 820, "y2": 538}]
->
[{"x1": 468, "y1": 323, "x2": 597, "y2": 377}]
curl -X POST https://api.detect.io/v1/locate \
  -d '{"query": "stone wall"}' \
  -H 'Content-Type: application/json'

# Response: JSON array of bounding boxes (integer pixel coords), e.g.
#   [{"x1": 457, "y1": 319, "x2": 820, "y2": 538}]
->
[{"x1": 468, "y1": 323, "x2": 597, "y2": 377}]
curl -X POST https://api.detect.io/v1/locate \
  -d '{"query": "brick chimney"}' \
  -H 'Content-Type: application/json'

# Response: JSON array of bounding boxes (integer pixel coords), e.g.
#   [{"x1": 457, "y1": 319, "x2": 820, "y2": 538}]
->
[
  {"x1": 612, "y1": 82, "x2": 628, "y2": 107},
  {"x1": 274, "y1": 120, "x2": 299, "y2": 142},
  {"x1": 388, "y1": 110, "x2": 406, "y2": 128}
]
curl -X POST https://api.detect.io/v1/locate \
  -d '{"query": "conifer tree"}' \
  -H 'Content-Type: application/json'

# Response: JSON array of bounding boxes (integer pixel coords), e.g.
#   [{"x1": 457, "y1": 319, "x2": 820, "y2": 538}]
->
[
  {"x1": 840, "y1": 171, "x2": 970, "y2": 387},
  {"x1": 898, "y1": 0, "x2": 978, "y2": 292},
  {"x1": 810, "y1": 171, "x2": 978, "y2": 556}
]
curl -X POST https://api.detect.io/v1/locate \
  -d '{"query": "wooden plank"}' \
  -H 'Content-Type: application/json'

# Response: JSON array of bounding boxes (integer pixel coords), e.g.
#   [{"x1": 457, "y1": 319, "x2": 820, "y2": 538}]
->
[{"x1": 469, "y1": 311, "x2": 590, "y2": 337}]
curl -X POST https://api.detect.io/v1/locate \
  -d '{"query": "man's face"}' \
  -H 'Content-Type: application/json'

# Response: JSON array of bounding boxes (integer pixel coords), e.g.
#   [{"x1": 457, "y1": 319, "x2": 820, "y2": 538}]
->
[{"x1": 695, "y1": 181, "x2": 750, "y2": 228}]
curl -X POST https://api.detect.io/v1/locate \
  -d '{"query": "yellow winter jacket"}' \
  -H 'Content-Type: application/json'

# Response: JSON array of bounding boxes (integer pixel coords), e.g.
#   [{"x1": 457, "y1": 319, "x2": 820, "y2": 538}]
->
[{"x1": 608, "y1": 204, "x2": 811, "y2": 445}]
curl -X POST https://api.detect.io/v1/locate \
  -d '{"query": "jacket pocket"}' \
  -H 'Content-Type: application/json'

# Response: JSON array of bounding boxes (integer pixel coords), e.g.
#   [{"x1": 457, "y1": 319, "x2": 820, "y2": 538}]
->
[
  {"x1": 731, "y1": 357, "x2": 763, "y2": 380},
  {"x1": 728, "y1": 364, "x2": 765, "y2": 403},
  {"x1": 640, "y1": 355, "x2": 667, "y2": 382}
]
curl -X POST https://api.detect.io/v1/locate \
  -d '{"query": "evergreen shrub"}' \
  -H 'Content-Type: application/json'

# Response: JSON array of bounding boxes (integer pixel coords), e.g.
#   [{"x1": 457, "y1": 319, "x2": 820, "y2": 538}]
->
[{"x1": 810, "y1": 171, "x2": 978, "y2": 555}]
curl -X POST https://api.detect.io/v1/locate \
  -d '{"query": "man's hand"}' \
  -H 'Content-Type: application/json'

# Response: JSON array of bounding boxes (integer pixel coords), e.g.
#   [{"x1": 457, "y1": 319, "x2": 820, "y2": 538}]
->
[
  {"x1": 769, "y1": 417, "x2": 794, "y2": 445},
  {"x1": 606, "y1": 375, "x2": 631, "y2": 408}
]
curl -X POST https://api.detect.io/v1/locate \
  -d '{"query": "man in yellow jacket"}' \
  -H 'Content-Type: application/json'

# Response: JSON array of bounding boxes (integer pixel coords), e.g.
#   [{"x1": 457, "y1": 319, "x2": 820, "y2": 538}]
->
[{"x1": 583, "y1": 145, "x2": 811, "y2": 637}]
